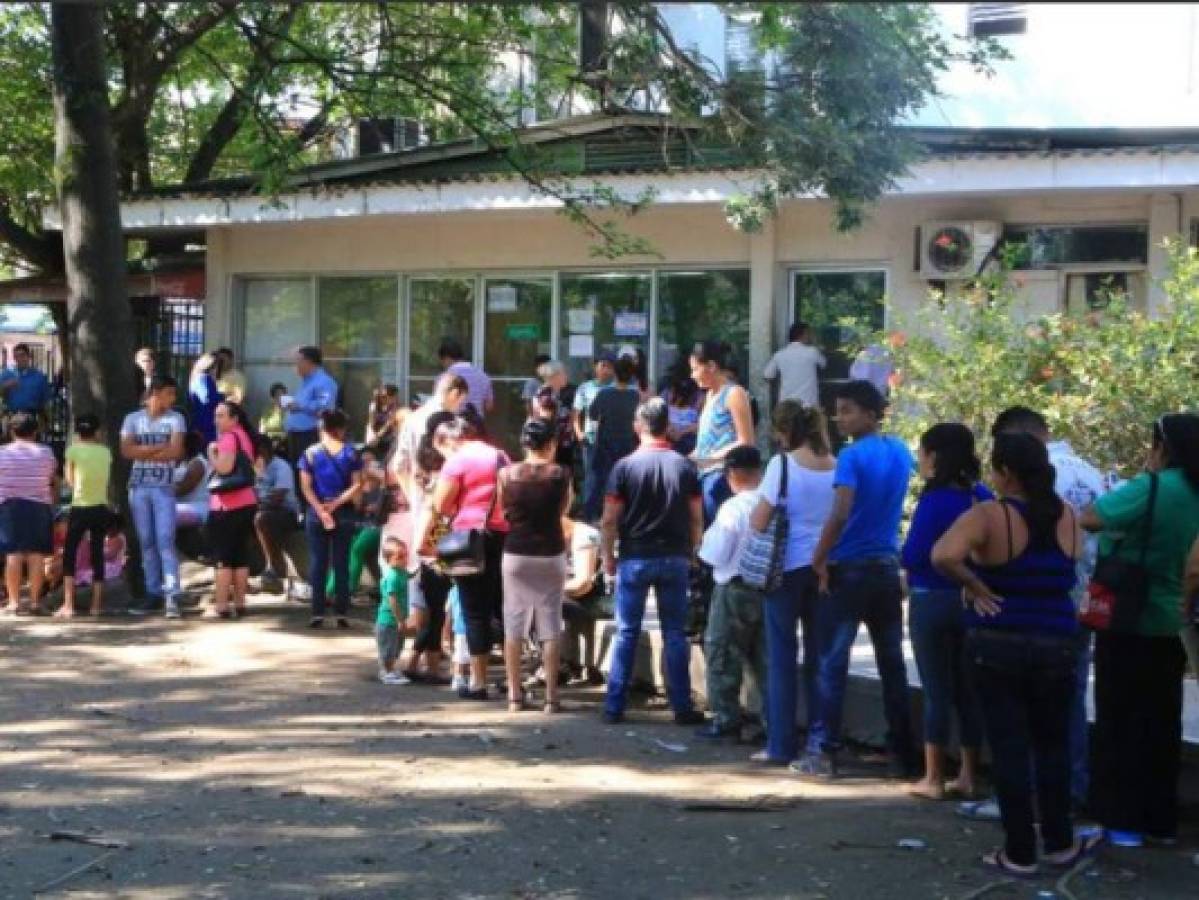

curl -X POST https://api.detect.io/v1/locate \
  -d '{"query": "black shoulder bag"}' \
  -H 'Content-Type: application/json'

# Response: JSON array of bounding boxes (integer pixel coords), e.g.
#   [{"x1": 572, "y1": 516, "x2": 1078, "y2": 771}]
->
[{"x1": 436, "y1": 450, "x2": 503, "y2": 577}]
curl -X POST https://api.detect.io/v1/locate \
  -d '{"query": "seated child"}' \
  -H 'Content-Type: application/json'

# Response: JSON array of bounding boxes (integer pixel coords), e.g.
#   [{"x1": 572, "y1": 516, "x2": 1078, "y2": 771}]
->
[{"x1": 376, "y1": 537, "x2": 417, "y2": 685}]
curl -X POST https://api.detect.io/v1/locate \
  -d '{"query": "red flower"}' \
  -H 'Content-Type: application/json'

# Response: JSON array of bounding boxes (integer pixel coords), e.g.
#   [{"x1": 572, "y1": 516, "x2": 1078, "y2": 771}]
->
[{"x1": 887, "y1": 331, "x2": 908, "y2": 350}]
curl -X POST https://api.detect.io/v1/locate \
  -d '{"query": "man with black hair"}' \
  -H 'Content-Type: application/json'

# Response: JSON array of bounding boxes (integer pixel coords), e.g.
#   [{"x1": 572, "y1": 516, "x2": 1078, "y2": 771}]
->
[
  {"x1": 601, "y1": 398, "x2": 705, "y2": 727},
  {"x1": 696, "y1": 444, "x2": 767, "y2": 741},
  {"x1": 284, "y1": 346, "x2": 338, "y2": 464},
  {"x1": 120, "y1": 375, "x2": 186, "y2": 618},
  {"x1": 764, "y1": 322, "x2": 826, "y2": 408},
  {"x1": 437, "y1": 337, "x2": 493, "y2": 416},
  {"x1": 0, "y1": 343, "x2": 52, "y2": 416},
  {"x1": 797, "y1": 379, "x2": 915, "y2": 779},
  {"x1": 584, "y1": 355, "x2": 640, "y2": 522}
]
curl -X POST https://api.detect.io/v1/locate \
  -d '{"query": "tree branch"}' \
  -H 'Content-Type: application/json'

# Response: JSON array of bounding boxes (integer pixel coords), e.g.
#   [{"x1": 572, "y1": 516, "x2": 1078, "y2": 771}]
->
[{"x1": 0, "y1": 198, "x2": 60, "y2": 273}]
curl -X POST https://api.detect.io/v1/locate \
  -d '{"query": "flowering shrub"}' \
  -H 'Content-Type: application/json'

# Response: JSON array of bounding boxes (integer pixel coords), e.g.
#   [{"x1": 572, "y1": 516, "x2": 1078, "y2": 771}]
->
[{"x1": 886, "y1": 239, "x2": 1199, "y2": 478}]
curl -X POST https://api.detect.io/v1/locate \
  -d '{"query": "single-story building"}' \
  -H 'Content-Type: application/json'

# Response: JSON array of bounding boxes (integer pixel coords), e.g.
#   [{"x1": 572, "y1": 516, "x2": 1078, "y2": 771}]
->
[{"x1": 59, "y1": 114, "x2": 1199, "y2": 449}]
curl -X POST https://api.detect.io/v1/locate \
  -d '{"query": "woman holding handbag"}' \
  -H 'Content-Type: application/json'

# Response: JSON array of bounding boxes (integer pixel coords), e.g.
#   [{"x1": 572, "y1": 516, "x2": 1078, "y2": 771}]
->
[
  {"x1": 747, "y1": 401, "x2": 835, "y2": 766},
  {"x1": 1080, "y1": 413, "x2": 1199, "y2": 848},
  {"x1": 431, "y1": 412, "x2": 511, "y2": 700},
  {"x1": 207, "y1": 402, "x2": 259, "y2": 618},
  {"x1": 298, "y1": 409, "x2": 364, "y2": 629}
]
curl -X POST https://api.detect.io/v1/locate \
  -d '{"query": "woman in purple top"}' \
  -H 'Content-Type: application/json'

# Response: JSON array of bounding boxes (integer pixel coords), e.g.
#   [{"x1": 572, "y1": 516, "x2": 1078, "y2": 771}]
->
[{"x1": 901, "y1": 423, "x2": 989, "y2": 801}]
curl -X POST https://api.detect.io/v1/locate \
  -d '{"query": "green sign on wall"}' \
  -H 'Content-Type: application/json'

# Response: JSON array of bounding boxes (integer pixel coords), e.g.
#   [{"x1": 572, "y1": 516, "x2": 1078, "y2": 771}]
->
[{"x1": 505, "y1": 323, "x2": 541, "y2": 341}]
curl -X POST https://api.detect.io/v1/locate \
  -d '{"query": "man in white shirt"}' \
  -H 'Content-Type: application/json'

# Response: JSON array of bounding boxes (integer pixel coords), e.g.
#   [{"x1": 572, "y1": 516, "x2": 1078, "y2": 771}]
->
[
  {"x1": 764, "y1": 323, "x2": 826, "y2": 408},
  {"x1": 696, "y1": 446, "x2": 766, "y2": 741}
]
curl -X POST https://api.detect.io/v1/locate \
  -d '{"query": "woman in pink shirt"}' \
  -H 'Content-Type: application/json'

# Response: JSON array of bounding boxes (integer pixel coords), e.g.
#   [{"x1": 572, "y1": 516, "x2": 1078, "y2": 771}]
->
[
  {"x1": 207, "y1": 402, "x2": 258, "y2": 618},
  {"x1": 431, "y1": 411, "x2": 510, "y2": 699},
  {"x1": 0, "y1": 412, "x2": 59, "y2": 615}
]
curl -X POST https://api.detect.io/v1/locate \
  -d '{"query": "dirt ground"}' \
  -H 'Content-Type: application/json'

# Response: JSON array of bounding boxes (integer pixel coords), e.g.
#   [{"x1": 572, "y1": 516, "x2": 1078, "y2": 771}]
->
[{"x1": 0, "y1": 567, "x2": 1196, "y2": 899}]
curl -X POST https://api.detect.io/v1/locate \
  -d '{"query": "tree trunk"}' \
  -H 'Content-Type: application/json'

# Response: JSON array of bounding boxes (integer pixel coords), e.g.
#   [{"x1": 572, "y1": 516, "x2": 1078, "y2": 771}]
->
[{"x1": 51, "y1": 5, "x2": 137, "y2": 515}]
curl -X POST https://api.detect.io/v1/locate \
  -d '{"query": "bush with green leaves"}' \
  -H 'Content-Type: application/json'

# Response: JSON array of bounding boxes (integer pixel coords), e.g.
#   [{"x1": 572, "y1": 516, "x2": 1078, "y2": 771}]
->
[{"x1": 886, "y1": 239, "x2": 1199, "y2": 478}]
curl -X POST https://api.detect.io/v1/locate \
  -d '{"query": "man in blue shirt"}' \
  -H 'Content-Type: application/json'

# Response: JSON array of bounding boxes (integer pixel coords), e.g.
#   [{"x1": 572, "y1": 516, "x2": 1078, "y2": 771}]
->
[
  {"x1": 796, "y1": 379, "x2": 916, "y2": 780},
  {"x1": 1, "y1": 343, "x2": 52, "y2": 416},
  {"x1": 284, "y1": 346, "x2": 338, "y2": 464}
]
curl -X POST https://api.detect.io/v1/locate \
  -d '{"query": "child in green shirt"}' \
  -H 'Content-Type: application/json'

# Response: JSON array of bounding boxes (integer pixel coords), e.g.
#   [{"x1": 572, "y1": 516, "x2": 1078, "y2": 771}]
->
[
  {"x1": 376, "y1": 537, "x2": 415, "y2": 684},
  {"x1": 58, "y1": 414, "x2": 113, "y2": 618}
]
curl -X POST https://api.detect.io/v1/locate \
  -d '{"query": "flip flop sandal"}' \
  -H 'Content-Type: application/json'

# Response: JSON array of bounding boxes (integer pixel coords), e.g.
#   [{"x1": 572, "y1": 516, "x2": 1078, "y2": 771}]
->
[
  {"x1": 981, "y1": 849, "x2": 1039, "y2": 879},
  {"x1": 1045, "y1": 831, "x2": 1104, "y2": 868}
]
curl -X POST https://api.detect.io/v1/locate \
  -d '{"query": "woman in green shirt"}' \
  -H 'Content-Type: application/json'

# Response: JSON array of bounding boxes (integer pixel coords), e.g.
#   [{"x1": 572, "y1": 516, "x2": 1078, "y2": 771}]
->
[{"x1": 1081, "y1": 413, "x2": 1199, "y2": 847}]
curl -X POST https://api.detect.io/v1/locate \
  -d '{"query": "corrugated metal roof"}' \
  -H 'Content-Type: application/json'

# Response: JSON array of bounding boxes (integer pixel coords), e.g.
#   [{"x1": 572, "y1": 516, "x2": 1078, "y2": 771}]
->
[{"x1": 132, "y1": 117, "x2": 1199, "y2": 202}]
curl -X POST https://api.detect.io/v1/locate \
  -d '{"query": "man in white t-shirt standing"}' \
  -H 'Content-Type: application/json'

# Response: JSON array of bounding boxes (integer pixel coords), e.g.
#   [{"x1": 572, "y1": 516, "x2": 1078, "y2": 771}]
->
[
  {"x1": 120, "y1": 375, "x2": 186, "y2": 618},
  {"x1": 764, "y1": 323, "x2": 826, "y2": 408}
]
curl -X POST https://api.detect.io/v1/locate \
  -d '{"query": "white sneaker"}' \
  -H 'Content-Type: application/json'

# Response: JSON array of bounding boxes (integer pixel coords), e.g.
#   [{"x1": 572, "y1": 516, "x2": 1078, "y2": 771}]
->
[
  {"x1": 164, "y1": 598, "x2": 182, "y2": 619},
  {"x1": 381, "y1": 672, "x2": 411, "y2": 685}
]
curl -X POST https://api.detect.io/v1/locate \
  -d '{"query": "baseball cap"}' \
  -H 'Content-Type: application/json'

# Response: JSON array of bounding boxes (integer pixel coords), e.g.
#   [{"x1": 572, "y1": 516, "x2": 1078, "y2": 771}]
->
[{"x1": 596, "y1": 349, "x2": 618, "y2": 364}]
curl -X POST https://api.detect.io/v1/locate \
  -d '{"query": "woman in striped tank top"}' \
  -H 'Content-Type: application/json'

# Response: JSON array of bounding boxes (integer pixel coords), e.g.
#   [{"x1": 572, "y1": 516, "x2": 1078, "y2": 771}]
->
[
  {"x1": 690, "y1": 340, "x2": 755, "y2": 526},
  {"x1": 933, "y1": 433, "x2": 1100, "y2": 877}
]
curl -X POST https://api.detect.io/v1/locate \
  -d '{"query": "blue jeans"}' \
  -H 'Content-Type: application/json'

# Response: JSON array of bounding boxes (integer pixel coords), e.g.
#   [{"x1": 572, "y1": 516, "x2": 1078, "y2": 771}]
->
[
  {"x1": 765, "y1": 567, "x2": 821, "y2": 762},
  {"x1": 909, "y1": 588, "x2": 983, "y2": 748},
  {"x1": 1070, "y1": 630, "x2": 1092, "y2": 807},
  {"x1": 605, "y1": 556, "x2": 694, "y2": 717},
  {"x1": 306, "y1": 507, "x2": 354, "y2": 617},
  {"x1": 700, "y1": 470, "x2": 732, "y2": 528},
  {"x1": 808, "y1": 560, "x2": 914, "y2": 762},
  {"x1": 582, "y1": 441, "x2": 602, "y2": 522},
  {"x1": 129, "y1": 487, "x2": 180, "y2": 600}
]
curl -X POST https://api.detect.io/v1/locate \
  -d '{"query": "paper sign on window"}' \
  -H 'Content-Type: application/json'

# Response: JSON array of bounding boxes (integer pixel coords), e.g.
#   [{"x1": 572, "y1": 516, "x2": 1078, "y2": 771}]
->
[
  {"x1": 486, "y1": 285, "x2": 518, "y2": 312},
  {"x1": 567, "y1": 309, "x2": 594, "y2": 333},
  {"x1": 613, "y1": 311, "x2": 648, "y2": 337},
  {"x1": 568, "y1": 334, "x2": 595, "y2": 358}
]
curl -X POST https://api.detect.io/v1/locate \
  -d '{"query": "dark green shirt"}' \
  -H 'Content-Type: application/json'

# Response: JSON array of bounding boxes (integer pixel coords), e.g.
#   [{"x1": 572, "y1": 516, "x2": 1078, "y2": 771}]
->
[{"x1": 1094, "y1": 468, "x2": 1199, "y2": 635}]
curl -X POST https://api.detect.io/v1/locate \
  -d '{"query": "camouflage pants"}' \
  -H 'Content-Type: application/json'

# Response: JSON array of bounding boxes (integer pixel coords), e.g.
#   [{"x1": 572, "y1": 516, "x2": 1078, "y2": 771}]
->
[{"x1": 704, "y1": 578, "x2": 768, "y2": 729}]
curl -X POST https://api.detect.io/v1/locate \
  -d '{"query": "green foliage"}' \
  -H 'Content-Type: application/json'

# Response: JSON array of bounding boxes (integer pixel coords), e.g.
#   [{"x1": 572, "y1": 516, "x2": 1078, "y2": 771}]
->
[
  {"x1": 887, "y1": 239, "x2": 1199, "y2": 477},
  {"x1": 0, "y1": 2, "x2": 1000, "y2": 269}
]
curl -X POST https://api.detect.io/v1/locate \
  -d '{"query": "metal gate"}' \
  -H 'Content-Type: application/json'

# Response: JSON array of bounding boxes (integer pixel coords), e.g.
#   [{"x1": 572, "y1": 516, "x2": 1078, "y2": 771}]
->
[{"x1": 131, "y1": 297, "x2": 205, "y2": 386}]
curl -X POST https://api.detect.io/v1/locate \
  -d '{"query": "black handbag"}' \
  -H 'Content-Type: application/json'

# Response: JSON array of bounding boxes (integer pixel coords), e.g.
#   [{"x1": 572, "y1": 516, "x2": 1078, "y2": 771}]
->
[
  {"x1": 208, "y1": 433, "x2": 256, "y2": 494},
  {"x1": 436, "y1": 451, "x2": 503, "y2": 577},
  {"x1": 1081, "y1": 473, "x2": 1157, "y2": 633}
]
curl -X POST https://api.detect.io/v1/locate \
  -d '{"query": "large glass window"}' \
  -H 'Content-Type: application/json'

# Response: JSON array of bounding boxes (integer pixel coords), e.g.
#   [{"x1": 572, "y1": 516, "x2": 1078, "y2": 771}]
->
[
  {"x1": 657, "y1": 269, "x2": 750, "y2": 387},
  {"x1": 409, "y1": 278, "x2": 475, "y2": 378},
  {"x1": 791, "y1": 269, "x2": 887, "y2": 418},
  {"x1": 558, "y1": 272, "x2": 652, "y2": 386},
  {"x1": 318, "y1": 276, "x2": 399, "y2": 433},
  {"x1": 484, "y1": 277, "x2": 553, "y2": 452},
  {"x1": 240, "y1": 278, "x2": 314, "y2": 419}
]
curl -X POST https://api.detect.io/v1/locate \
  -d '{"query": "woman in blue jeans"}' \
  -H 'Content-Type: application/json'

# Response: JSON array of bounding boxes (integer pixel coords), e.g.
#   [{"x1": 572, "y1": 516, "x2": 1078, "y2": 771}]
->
[
  {"x1": 749, "y1": 401, "x2": 836, "y2": 764},
  {"x1": 901, "y1": 423, "x2": 989, "y2": 800},
  {"x1": 691, "y1": 340, "x2": 755, "y2": 526},
  {"x1": 297, "y1": 409, "x2": 363, "y2": 628}
]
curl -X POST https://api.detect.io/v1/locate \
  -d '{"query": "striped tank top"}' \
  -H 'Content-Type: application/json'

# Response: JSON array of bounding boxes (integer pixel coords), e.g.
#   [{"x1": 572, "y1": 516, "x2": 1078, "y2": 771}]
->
[
  {"x1": 695, "y1": 384, "x2": 736, "y2": 470},
  {"x1": 967, "y1": 499, "x2": 1078, "y2": 635}
]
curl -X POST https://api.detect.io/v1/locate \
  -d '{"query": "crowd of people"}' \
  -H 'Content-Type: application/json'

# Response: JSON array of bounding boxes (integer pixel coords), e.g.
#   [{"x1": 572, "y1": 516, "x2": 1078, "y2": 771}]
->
[{"x1": 1, "y1": 329, "x2": 1198, "y2": 875}]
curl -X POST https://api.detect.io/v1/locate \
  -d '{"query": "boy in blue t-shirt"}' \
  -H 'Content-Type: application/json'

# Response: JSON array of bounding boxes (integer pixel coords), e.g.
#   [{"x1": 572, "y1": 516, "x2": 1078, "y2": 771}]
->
[
  {"x1": 798, "y1": 380, "x2": 916, "y2": 780},
  {"x1": 376, "y1": 538, "x2": 415, "y2": 684}
]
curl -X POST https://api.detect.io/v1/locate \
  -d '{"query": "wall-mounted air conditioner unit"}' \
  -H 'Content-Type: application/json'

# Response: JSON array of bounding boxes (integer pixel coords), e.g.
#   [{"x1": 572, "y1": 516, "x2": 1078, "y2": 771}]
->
[{"x1": 919, "y1": 221, "x2": 1002, "y2": 280}]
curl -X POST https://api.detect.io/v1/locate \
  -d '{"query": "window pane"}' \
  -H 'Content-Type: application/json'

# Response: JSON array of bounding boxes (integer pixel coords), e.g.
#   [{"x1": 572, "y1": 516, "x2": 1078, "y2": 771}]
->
[
  {"x1": 792, "y1": 270, "x2": 886, "y2": 410},
  {"x1": 409, "y1": 278, "x2": 475, "y2": 377},
  {"x1": 243, "y1": 278, "x2": 312, "y2": 361},
  {"x1": 243, "y1": 363, "x2": 296, "y2": 423},
  {"x1": 657, "y1": 270, "x2": 750, "y2": 387},
  {"x1": 1003, "y1": 225, "x2": 1148, "y2": 268},
  {"x1": 318, "y1": 277, "x2": 398, "y2": 359},
  {"x1": 1064, "y1": 272, "x2": 1146, "y2": 316},
  {"x1": 483, "y1": 279, "x2": 553, "y2": 376},
  {"x1": 558, "y1": 272, "x2": 652, "y2": 385},
  {"x1": 325, "y1": 359, "x2": 398, "y2": 440}
]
